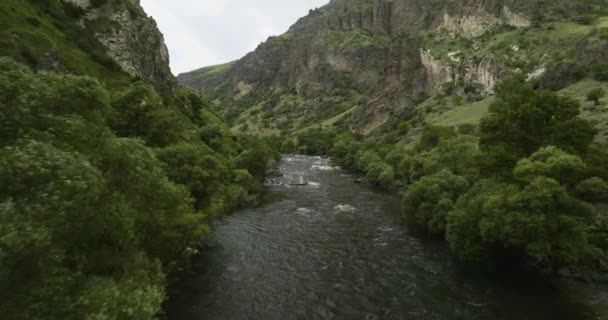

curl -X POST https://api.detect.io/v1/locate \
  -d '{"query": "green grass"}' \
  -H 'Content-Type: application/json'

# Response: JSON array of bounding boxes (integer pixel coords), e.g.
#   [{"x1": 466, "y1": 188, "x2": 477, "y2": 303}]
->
[
  {"x1": 322, "y1": 29, "x2": 390, "y2": 52},
  {"x1": 417, "y1": 79, "x2": 608, "y2": 144},
  {"x1": 0, "y1": 0, "x2": 131, "y2": 86},
  {"x1": 293, "y1": 106, "x2": 356, "y2": 134},
  {"x1": 420, "y1": 18, "x2": 605, "y2": 72},
  {"x1": 189, "y1": 61, "x2": 235, "y2": 82},
  {"x1": 266, "y1": 32, "x2": 293, "y2": 49},
  {"x1": 231, "y1": 119, "x2": 281, "y2": 137},
  {"x1": 423, "y1": 96, "x2": 493, "y2": 126},
  {"x1": 559, "y1": 78, "x2": 608, "y2": 143}
]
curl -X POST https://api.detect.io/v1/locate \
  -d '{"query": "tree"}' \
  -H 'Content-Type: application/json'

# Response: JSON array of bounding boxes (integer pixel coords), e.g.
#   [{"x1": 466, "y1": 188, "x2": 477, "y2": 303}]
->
[
  {"x1": 416, "y1": 125, "x2": 456, "y2": 151},
  {"x1": 234, "y1": 143, "x2": 274, "y2": 181},
  {"x1": 402, "y1": 170, "x2": 469, "y2": 235},
  {"x1": 329, "y1": 134, "x2": 362, "y2": 169},
  {"x1": 446, "y1": 180, "x2": 514, "y2": 264},
  {"x1": 447, "y1": 176, "x2": 596, "y2": 271},
  {"x1": 421, "y1": 135, "x2": 480, "y2": 179},
  {"x1": 0, "y1": 57, "x2": 276, "y2": 318},
  {"x1": 100, "y1": 138, "x2": 206, "y2": 264},
  {"x1": 575, "y1": 177, "x2": 608, "y2": 202},
  {"x1": 587, "y1": 88, "x2": 605, "y2": 105},
  {"x1": 0, "y1": 141, "x2": 164, "y2": 318},
  {"x1": 513, "y1": 146, "x2": 586, "y2": 187},
  {"x1": 156, "y1": 143, "x2": 228, "y2": 209},
  {"x1": 479, "y1": 76, "x2": 596, "y2": 175}
]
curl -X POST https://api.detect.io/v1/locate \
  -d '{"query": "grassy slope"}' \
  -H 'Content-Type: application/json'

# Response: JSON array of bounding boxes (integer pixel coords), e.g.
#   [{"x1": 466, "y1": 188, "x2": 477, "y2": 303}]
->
[
  {"x1": 415, "y1": 78, "x2": 608, "y2": 144},
  {"x1": 424, "y1": 96, "x2": 494, "y2": 126},
  {"x1": 0, "y1": 0, "x2": 132, "y2": 86},
  {"x1": 559, "y1": 78, "x2": 608, "y2": 143},
  {"x1": 420, "y1": 18, "x2": 608, "y2": 72},
  {"x1": 410, "y1": 16, "x2": 608, "y2": 140},
  {"x1": 186, "y1": 62, "x2": 235, "y2": 83}
]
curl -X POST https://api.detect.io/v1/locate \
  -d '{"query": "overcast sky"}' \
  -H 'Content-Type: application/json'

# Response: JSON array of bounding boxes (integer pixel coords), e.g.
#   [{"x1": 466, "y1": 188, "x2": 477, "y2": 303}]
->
[{"x1": 139, "y1": 0, "x2": 330, "y2": 75}]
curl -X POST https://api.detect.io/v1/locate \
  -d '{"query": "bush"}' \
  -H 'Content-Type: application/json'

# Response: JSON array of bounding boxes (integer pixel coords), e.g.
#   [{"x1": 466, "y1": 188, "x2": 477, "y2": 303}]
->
[
  {"x1": 587, "y1": 88, "x2": 606, "y2": 105},
  {"x1": 575, "y1": 177, "x2": 608, "y2": 202},
  {"x1": 402, "y1": 170, "x2": 469, "y2": 235},
  {"x1": 591, "y1": 63, "x2": 608, "y2": 81},
  {"x1": 448, "y1": 177, "x2": 595, "y2": 270},
  {"x1": 480, "y1": 75, "x2": 596, "y2": 175}
]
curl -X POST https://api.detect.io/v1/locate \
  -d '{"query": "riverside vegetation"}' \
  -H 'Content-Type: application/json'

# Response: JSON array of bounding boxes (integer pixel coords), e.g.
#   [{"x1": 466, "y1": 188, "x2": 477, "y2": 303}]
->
[
  {"x1": 2, "y1": 0, "x2": 608, "y2": 318},
  {"x1": 291, "y1": 76, "x2": 608, "y2": 277}
]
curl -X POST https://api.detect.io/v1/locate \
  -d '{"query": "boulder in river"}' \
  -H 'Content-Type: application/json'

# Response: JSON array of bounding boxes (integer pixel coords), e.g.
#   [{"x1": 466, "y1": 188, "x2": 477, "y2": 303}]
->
[{"x1": 289, "y1": 176, "x2": 308, "y2": 186}]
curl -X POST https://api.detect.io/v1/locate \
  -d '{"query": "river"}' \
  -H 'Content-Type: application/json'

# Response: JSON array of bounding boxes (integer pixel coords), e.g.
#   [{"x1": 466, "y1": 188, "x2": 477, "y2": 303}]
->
[{"x1": 167, "y1": 155, "x2": 599, "y2": 320}]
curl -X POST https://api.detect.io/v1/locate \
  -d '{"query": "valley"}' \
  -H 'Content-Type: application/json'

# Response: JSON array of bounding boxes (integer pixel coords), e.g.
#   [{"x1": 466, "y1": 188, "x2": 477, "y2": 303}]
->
[{"x1": 1, "y1": 0, "x2": 608, "y2": 319}]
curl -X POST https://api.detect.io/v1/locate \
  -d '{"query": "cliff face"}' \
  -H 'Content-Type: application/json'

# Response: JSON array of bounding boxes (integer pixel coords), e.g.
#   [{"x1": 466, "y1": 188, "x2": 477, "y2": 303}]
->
[
  {"x1": 179, "y1": 0, "x2": 603, "y2": 135},
  {"x1": 64, "y1": 0, "x2": 175, "y2": 91},
  {"x1": 183, "y1": 0, "x2": 528, "y2": 94},
  {"x1": 26, "y1": 0, "x2": 177, "y2": 91}
]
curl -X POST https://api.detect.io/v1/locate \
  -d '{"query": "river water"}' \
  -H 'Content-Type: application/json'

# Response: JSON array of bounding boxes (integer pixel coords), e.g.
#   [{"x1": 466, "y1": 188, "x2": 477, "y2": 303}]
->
[{"x1": 167, "y1": 155, "x2": 598, "y2": 320}]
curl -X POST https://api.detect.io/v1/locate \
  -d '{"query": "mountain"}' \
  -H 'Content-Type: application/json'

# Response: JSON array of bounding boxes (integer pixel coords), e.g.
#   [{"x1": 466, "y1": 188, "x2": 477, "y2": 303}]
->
[{"x1": 179, "y1": 0, "x2": 608, "y2": 137}]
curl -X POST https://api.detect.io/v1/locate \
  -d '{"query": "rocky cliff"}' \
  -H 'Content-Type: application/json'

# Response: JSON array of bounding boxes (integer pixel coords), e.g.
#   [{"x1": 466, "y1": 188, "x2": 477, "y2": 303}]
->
[
  {"x1": 179, "y1": 0, "x2": 607, "y2": 135},
  {"x1": 0, "y1": 0, "x2": 175, "y2": 92},
  {"x1": 65, "y1": 0, "x2": 175, "y2": 91}
]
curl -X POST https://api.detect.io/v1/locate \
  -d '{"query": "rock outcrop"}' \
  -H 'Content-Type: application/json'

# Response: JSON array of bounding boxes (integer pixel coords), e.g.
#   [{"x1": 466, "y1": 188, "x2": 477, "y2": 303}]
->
[{"x1": 66, "y1": 0, "x2": 174, "y2": 91}]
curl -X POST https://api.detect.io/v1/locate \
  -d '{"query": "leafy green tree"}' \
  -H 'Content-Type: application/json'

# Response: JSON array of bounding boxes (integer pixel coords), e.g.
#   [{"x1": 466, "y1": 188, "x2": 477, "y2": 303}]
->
[
  {"x1": 447, "y1": 176, "x2": 596, "y2": 270},
  {"x1": 111, "y1": 83, "x2": 193, "y2": 146},
  {"x1": 234, "y1": 143, "x2": 273, "y2": 181},
  {"x1": 575, "y1": 177, "x2": 608, "y2": 202},
  {"x1": 0, "y1": 141, "x2": 165, "y2": 319},
  {"x1": 329, "y1": 135, "x2": 362, "y2": 169},
  {"x1": 402, "y1": 170, "x2": 469, "y2": 235},
  {"x1": 421, "y1": 135, "x2": 480, "y2": 179},
  {"x1": 296, "y1": 128, "x2": 334, "y2": 155},
  {"x1": 480, "y1": 76, "x2": 596, "y2": 175},
  {"x1": 446, "y1": 179, "x2": 514, "y2": 264},
  {"x1": 416, "y1": 125, "x2": 456, "y2": 151},
  {"x1": 100, "y1": 138, "x2": 207, "y2": 264},
  {"x1": 0, "y1": 56, "x2": 276, "y2": 319},
  {"x1": 513, "y1": 146, "x2": 586, "y2": 187},
  {"x1": 355, "y1": 150, "x2": 382, "y2": 172},
  {"x1": 377, "y1": 166, "x2": 395, "y2": 189},
  {"x1": 156, "y1": 143, "x2": 228, "y2": 208},
  {"x1": 384, "y1": 146, "x2": 409, "y2": 169}
]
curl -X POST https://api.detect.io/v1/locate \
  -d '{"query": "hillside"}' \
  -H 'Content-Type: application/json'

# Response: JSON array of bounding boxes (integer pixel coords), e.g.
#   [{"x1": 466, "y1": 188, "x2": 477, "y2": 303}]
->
[
  {"x1": 180, "y1": 0, "x2": 608, "y2": 138},
  {"x1": 0, "y1": 1, "x2": 275, "y2": 318}
]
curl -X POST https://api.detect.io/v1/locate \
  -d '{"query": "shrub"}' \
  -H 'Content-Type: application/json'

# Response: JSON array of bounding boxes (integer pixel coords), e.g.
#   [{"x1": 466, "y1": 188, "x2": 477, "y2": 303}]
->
[
  {"x1": 402, "y1": 170, "x2": 469, "y2": 235},
  {"x1": 587, "y1": 88, "x2": 606, "y2": 105}
]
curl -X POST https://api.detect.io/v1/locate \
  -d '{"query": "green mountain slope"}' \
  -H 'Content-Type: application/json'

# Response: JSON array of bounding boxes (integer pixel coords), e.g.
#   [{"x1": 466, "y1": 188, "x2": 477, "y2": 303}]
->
[
  {"x1": 0, "y1": 1, "x2": 276, "y2": 318},
  {"x1": 180, "y1": 0, "x2": 608, "y2": 138}
]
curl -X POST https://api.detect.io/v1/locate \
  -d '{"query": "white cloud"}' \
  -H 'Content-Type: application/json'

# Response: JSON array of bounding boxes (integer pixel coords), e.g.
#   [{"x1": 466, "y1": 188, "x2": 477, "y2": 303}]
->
[{"x1": 139, "y1": 0, "x2": 330, "y2": 75}]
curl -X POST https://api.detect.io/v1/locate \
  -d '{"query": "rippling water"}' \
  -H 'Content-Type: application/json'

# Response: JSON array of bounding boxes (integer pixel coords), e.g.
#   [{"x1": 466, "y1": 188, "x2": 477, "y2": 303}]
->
[{"x1": 167, "y1": 155, "x2": 596, "y2": 320}]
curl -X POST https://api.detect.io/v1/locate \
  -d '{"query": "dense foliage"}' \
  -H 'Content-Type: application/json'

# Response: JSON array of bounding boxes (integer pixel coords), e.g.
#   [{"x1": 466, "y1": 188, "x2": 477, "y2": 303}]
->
[{"x1": 0, "y1": 58, "x2": 274, "y2": 319}]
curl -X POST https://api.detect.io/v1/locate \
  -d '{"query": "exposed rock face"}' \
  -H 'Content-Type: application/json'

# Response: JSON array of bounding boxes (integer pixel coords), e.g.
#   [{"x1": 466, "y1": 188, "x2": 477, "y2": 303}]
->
[
  {"x1": 436, "y1": 4, "x2": 530, "y2": 37},
  {"x1": 69, "y1": 0, "x2": 175, "y2": 91},
  {"x1": 179, "y1": 0, "x2": 541, "y2": 135},
  {"x1": 420, "y1": 49, "x2": 505, "y2": 94}
]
